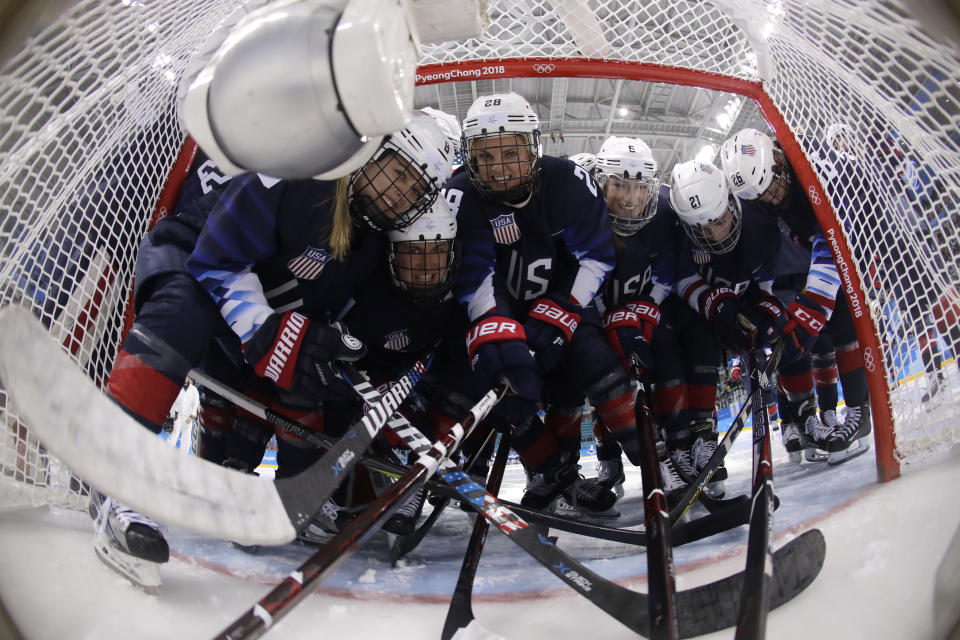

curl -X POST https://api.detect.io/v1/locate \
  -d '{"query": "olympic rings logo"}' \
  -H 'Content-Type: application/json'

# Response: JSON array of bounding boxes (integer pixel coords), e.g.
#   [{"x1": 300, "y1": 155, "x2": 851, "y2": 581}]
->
[
  {"x1": 533, "y1": 63, "x2": 556, "y2": 74},
  {"x1": 862, "y1": 346, "x2": 877, "y2": 373},
  {"x1": 807, "y1": 186, "x2": 822, "y2": 205}
]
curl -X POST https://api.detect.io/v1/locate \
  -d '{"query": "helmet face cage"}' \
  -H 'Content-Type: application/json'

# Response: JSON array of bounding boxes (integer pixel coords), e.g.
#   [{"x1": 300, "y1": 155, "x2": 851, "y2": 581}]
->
[
  {"x1": 680, "y1": 193, "x2": 742, "y2": 254},
  {"x1": 388, "y1": 237, "x2": 458, "y2": 302},
  {"x1": 598, "y1": 173, "x2": 661, "y2": 235},
  {"x1": 465, "y1": 130, "x2": 541, "y2": 203},
  {"x1": 595, "y1": 136, "x2": 660, "y2": 235},
  {"x1": 348, "y1": 144, "x2": 438, "y2": 232}
]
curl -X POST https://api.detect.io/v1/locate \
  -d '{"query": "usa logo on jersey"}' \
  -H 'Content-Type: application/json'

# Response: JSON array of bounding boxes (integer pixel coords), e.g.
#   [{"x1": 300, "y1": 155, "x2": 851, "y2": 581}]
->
[
  {"x1": 490, "y1": 213, "x2": 521, "y2": 245},
  {"x1": 740, "y1": 144, "x2": 757, "y2": 156},
  {"x1": 384, "y1": 329, "x2": 411, "y2": 351},
  {"x1": 287, "y1": 246, "x2": 332, "y2": 280}
]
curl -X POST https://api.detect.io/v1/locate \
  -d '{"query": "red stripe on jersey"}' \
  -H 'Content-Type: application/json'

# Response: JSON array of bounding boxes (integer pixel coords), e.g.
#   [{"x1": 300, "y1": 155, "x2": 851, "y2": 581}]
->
[
  {"x1": 595, "y1": 391, "x2": 636, "y2": 435},
  {"x1": 836, "y1": 343, "x2": 864, "y2": 375},
  {"x1": 655, "y1": 382, "x2": 687, "y2": 420},
  {"x1": 686, "y1": 383, "x2": 719, "y2": 414}
]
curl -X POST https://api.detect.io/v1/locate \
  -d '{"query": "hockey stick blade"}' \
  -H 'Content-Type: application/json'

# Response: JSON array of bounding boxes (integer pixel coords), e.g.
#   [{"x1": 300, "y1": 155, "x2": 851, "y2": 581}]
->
[
  {"x1": 441, "y1": 433, "x2": 511, "y2": 640},
  {"x1": 0, "y1": 307, "x2": 425, "y2": 546},
  {"x1": 0, "y1": 306, "x2": 295, "y2": 546},
  {"x1": 676, "y1": 528, "x2": 826, "y2": 638}
]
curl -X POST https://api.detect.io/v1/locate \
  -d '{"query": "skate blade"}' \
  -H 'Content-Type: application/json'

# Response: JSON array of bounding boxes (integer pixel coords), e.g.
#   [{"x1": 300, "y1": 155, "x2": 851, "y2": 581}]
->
[
  {"x1": 804, "y1": 447, "x2": 829, "y2": 463},
  {"x1": 94, "y1": 534, "x2": 161, "y2": 594},
  {"x1": 827, "y1": 437, "x2": 872, "y2": 465},
  {"x1": 703, "y1": 482, "x2": 725, "y2": 499},
  {"x1": 549, "y1": 496, "x2": 620, "y2": 520}
]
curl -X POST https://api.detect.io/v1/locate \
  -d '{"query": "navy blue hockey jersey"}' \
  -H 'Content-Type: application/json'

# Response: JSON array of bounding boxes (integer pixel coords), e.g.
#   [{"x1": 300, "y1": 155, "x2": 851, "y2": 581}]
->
[{"x1": 446, "y1": 156, "x2": 615, "y2": 321}]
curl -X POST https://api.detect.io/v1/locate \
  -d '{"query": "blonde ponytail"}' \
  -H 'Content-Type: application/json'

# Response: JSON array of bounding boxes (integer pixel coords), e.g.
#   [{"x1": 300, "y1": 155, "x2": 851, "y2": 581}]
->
[{"x1": 329, "y1": 176, "x2": 353, "y2": 260}]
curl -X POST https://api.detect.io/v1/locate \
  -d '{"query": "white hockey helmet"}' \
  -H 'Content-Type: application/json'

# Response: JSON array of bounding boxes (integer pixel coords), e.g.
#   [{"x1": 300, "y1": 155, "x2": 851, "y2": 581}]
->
[
  {"x1": 420, "y1": 107, "x2": 463, "y2": 157},
  {"x1": 387, "y1": 196, "x2": 458, "y2": 301},
  {"x1": 719, "y1": 128, "x2": 783, "y2": 200},
  {"x1": 568, "y1": 153, "x2": 598, "y2": 172},
  {"x1": 462, "y1": 92, "x2": 542, "y2": 203},
  {"x1": 670, "y1": 160, "x2": 742, "y2": 254},
  {"x1": 595, "y1": 136, "x2": 660, "y2": 235},
  {"x1": 179, "y1": 0, "x2": 419, "y2": 180},
  {"x1": 349, "y1": 111, "x2": 455, "y2": 232}
]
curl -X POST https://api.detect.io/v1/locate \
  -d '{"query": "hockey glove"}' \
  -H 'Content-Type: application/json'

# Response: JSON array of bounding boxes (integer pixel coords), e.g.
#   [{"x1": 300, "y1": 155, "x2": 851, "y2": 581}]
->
[
  {"x1": 244, "y1": 311, "x2": 366, "y2": 399},
  {"x1": 523, "y1": 294, "x2": 582, "y2": 374},
  {"x1": 741, "y1": 293, "x2": 790, "y2": 347},
  {"x1": 780, "y1": 293, "x2": 829, "y2": 362},
  {"x1": 603, "y1": 299, "x2": 660, "y2": 376},
  {"x1": 701, "y1": 286, "x2": 753, "y2": 351},
  {"x1": 466, "y1": 315, "x2": 542, "y2": 421}
]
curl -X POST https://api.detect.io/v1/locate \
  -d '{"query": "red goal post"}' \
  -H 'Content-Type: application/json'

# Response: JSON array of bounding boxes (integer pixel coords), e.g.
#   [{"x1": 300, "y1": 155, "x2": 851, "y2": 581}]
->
[
  {"x1": 417, "y1": 57, "x2": 898, "y2": 480},
  {"x1": 1, "y1": 0, "x2": 958, "y2": 512}
]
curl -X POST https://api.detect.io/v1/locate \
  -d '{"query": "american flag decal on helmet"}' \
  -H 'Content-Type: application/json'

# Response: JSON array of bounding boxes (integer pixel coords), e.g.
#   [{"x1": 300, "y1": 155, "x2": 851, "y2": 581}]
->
[
  {"x1": 384, "y1": 329, "x2": 411, "y2": 351},
  {"x1": 490, "y1": 213, "x2": 521, "y2": 245},
  {"x1": 287, "y1": 246, "x2": 332, "y2": 280},
  {"x1": 740, "y1": 144, "x2": 757, "y2": 156}
]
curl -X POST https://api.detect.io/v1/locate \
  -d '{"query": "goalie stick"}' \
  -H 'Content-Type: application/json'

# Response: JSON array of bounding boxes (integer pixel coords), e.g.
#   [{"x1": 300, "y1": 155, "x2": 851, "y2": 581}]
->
[
  {"x1": 0, "y1": 307, "x2": 424, "y2": 545},
  {"x1": 441, "y1": 431, "x2": 512, "y2": 640},
  {"x1": 215, "y1": 383, "x2": 508, "y2": 639},
  {"x1": 338, "y1": 364, "x2": 825, "y2": 639},
  {"x1": 669, "y1": 342, "x2": 785, "y2": 525},
  {"x1": 735, "y1": 348, "x2": 780, "y2": 639}
]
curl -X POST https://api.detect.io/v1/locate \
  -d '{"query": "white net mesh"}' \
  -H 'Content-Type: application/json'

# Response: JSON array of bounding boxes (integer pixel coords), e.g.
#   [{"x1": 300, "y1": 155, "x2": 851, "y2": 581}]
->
[{"x1": 0, "y1": 0, "x2": 957, "y2": 510}]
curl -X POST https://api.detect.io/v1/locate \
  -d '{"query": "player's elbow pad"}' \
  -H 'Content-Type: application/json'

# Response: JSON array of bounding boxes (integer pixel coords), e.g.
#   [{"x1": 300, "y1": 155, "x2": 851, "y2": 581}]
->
[{"x1": 178, "y1": 0, "x2": 419, "y2": 180}]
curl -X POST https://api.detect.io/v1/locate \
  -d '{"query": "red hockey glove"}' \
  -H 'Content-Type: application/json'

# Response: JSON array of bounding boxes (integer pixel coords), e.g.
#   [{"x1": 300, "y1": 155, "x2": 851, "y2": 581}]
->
[
  {"x1": 523, "y1": 294, "x2": 582, "y2": 374},
  {"x1": 780, "y1": 293, "x2": 828, "y2": 361},
  {"x1": 701, "y1": 286, "x2": 752, "y2": 351},
  {"x1": 244, "y1": 312, "x2": 366, "y2": 398},
  {"x1": 603, "y1": 299, "x2": 660, "y2": 374},
  {"x1": 466, "y1": 315, "x2": 542, "y2": 421}
]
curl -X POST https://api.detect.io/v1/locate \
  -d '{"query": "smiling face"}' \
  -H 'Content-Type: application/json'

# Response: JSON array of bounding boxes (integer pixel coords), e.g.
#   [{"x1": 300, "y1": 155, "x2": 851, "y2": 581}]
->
[
  {"x1": 602, "y1": 175, "x2": 652, "y2": 218},
  {"x1": 393, "y1": 240, "x2": 451, "y2": 286},
  {"x1": 468, "y1": 133, "x2": 536, "y2": 195},
  {"x1": 353, "y1": 150, "x2": 429, "y2": 224}
]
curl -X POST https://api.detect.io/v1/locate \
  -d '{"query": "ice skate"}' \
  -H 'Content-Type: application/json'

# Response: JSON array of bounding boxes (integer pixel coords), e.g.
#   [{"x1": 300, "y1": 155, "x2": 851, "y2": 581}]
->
[
  {"x1": 780, "y1": 422, "x2": 803, "y2": 463},
  {"x1": 921, "y1": 372, "x2": 945, "y2": 404},
  {"x1": 522, "y1": 461, "x2": 617, "y2": 514},
  {"x1": 89, "y1": 489, "x2": 168, "y2": 593},
  {"x1": 691, "y1": 422, "x2": 726, "y2": 498},
  {"x1": 659, "y1": 455, "x2": 689, "y2": 509},
  {"x1": 668, "y1": 447, "x2": 697, "y2": 482},
  {"x1": 826, "y1": 402, "x2": 872, "y2": 465},
  {"x1": 298, "y1": 495, "x2": 354, "y2": 544},
  {"x1": 595, "y1": 456, "x2": 626, "y2": 498},
  {"x1": 798, "y1": 397, "x2": 831, "y2": 462},
  {"x1": 383, "y1": 487, "x2": 426, "y2": 536}
]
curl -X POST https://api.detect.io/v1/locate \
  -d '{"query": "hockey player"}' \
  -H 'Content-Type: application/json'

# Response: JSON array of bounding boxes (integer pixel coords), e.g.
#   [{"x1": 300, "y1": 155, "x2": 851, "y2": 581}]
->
[
  {"x1": 720, "y1": 128, "x2": 870, "y2": 464},
  {"x1": 166, "y1": 377, "x2": 200, "y2": 454},
  {"x1": 446, "y1": 92, "x2": 633, "y2": 514},
  {"x1": 670, "y1": 160, "x2": 784, "y2": 491},
  {"x1": 93, "y1": 112, "x2": 453, "y2": 589},
  {"x1": 586, "y1": 136, "x2": 688, "y2": 502}
]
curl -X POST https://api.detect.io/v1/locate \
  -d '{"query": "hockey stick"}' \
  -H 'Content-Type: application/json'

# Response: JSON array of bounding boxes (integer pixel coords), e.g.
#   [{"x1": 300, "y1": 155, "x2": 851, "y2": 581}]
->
[
  {"x1": 338, "y1": 363, "x2": 824, "y2": 639},
  {"x1": 215, "y1": 384, "x2": 508, "y2": 640},
  {"x1": 668, "y1": 341, "x2": 785, "y2": 525},
  {"x1": 735, "y1": 348, "x2": 779, "y2": 639},
  {"x1": 631, "y1": 371, "x2": 677, "y2": 639},
  {"x1": 185, "y1": 366, "x2": 742, "y2": 548},
  {"x1": 0, "y1": 307, "x2": 424, "y2": 545},
  {"x1": 440, "y1": 431, "x2": 512, "y2": 640},
  {"x1": 389, "y1": 427, "x2": 498, "y2": 565}
]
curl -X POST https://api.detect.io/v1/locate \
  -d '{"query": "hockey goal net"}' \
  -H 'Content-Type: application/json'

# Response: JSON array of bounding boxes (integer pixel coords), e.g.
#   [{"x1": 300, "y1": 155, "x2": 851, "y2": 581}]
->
[{"x1": 1, "y1": 0, "x2": 958, "y2": 511}]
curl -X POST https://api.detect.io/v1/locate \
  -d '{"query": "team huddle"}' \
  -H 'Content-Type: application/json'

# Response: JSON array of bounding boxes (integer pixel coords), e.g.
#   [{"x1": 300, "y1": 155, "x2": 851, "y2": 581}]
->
[{"x1": 90, "y1": 91, "x2": 872, "y2": 590}]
